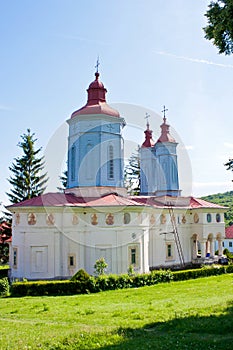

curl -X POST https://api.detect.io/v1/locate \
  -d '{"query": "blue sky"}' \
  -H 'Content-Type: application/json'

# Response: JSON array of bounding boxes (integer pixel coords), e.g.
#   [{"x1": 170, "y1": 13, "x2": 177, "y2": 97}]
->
[{"x1": 1, "y1": 0, "x2": 233, "y2": 211}]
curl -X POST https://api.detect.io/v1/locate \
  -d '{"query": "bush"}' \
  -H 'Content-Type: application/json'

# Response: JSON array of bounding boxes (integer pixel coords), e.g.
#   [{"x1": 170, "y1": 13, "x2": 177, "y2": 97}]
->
[
  {"x1": 223, "y1": 248, "x2": 233, "y2": 260},
  {"x1": 94, "y1": 258, "x2": 108, "y2": 276},
  {"x1": 0, "y1": 266, "x2": 9, "y2": 279},
  {"x1": 10, "y1": 280, "x2": 83, "y2": 297},
  {"x1": 9, "y1": 264, "x2": 233, "y2": 297},
  {"x1": 70, "y1": 269, "x2": 90, "y2": 282},
  {"x1": 172, "y1": 265, "x2": 230, "y2": 281},
  {"x1": 0, "y1": 277, "x2": 10, "y2": 297}
]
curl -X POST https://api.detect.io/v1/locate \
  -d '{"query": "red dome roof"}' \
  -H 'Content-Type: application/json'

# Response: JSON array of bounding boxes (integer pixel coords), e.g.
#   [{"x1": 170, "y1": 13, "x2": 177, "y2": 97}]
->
[
  {"x1": 88, "y1": 72, "x2": 105, "y2": 89},
  {"x1": 141, "y1": 122, "x2": 155, "y2": 148},
  {"x1": 71, "y1": 72, "x2": 120, "y2": 118},
  {"x1": 156, "y1": 117, "x2": 176, "y2": 143}
]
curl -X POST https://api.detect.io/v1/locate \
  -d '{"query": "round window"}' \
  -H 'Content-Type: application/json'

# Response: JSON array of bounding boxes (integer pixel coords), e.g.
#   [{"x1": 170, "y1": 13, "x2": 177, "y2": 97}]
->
[{"x1": 207, "y1": 213, "x2": 212, "y2": 223}]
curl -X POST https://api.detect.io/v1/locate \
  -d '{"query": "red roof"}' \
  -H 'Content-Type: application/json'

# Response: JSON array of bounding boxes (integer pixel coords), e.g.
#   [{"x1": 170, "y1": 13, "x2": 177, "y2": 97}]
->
[
  {"x1": 225, "y1": 225, "x2": 233, "y2": 239},
  {"x1": 7, "y1": 192, "x2": 226, "y2": 210},
  {"x1": 131, "y1": 196, "x2": 226, "y2": 209},
  {"x1": 71, "y1": 72, "x2": 120, "y2": 118},
  {"x1": 156, "y1": 117, "x2": 176, "y2": 144},
  {"x1": 189, "y1": 197, "x2": 227, "y2": 209},
  {"x1": 7, "y1": 192, "x2": 144, "y2": 209},
  {"x1": 141, "y1": 122, "x2": 155, "y2": 148}
]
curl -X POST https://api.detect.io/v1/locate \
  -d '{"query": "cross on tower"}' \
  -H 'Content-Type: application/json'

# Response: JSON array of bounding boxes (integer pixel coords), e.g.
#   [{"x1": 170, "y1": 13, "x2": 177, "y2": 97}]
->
[
  {"x1": 95, "y1": 56, "x2": 100, "y2": 73},
  {"x1": 145, "y1": 112, "x2": 150, "y2": 129},
  {"x1": 162, "y1": 105, "x2": 168, "y2": 119}
]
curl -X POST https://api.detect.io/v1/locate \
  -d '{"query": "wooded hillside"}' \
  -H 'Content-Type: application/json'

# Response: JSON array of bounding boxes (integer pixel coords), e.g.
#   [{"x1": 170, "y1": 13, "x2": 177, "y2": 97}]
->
[{"x1": 201, "y1": 191, "x2": 233, "y2": 227}]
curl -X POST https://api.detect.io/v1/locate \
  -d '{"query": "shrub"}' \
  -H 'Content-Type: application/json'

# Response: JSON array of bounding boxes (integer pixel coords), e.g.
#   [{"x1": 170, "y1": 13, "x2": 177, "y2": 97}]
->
[
  {"x1": 0, "y1": 278, "x2": 10, "y2": 297},
  {"x1": 9, "y1": 264, "x2": 233, "y2": 297},
  {"x1": 0, "y1": 266, "x2": 9, "y2": 279},
  {"x1": 223, "y1": 248, "x2": 233, "y2": 260},
  {"x1": 94, "y1": 257, "x2": 108, "y2": 276},
  {"x1": 127, "y1": 265, "x2": 135, "y2": 276},
  {"x1": 70, "y1": 269, "x2": 90, "y2": 282}
]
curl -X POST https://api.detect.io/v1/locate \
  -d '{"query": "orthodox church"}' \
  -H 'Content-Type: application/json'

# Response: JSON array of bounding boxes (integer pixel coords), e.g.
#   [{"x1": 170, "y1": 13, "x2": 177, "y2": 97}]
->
[{"x1": 8, "y1": 68, "x2": 226, "y2": 280}]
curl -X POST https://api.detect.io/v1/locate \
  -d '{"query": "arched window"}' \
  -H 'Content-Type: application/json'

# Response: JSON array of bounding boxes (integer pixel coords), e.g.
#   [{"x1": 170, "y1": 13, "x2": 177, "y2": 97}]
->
[
  {"x1": 86, "y1": 143, "x2": 93, "y2": 179},
  {"x1": 216, "y1": 213, "x2": 221, "y2": 223},
  {"x1": 71, "y1": 145, "x2": 76, "y2": 181},
  {"x1": 108, "y1": 144, "x2": 114, "y2": 179}
]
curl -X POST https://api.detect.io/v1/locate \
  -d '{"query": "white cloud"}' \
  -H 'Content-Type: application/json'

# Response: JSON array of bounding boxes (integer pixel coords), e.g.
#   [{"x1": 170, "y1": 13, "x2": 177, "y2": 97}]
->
[
  {"x1": 155, "y1": 51, "x2": 233, "y2": 69},
  {"x1": 224, "y1": 142, "x2": 233, "y2": 149},
  {"x1": 182, "y1": 145, "x2": 194, "y2": 150},
  {"x1": 193, "y1": 181, "x2": 231, "y2": 188}
]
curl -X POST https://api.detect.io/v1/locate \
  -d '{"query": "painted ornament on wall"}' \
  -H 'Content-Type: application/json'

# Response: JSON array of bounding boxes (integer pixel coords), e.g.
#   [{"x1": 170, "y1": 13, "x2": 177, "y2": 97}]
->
[
  {"x1": 46, "y1": 213, "x2": 55, "y2": 226},
  {"x1": 28, "y1": 213, "x2": 36, "y2": 225},
  {"x1": 72, "y1": 214, "x2": 79, "y2": 225},
  {"x1": 106, "y1": 213, "x2": 114, "y2": 225},
  {"x1": 91, "y1": 213, "x2": 98, "y2": 225}
]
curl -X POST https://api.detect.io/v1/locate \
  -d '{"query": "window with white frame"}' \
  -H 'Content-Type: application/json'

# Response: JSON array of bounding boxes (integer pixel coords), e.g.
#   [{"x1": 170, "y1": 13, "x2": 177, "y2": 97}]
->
[
  {"x1": 166, "y1": 242, "x2": 174, "y2": 260},
  {"x1": 128, "y1": 244, "x2": 139, "y2": 268},
  {"x1": 68, "y1": 254, "x2": 76, "y2": 268},
  {"x1": 13, "y1": 247, "x2": 18, "y2": 268},
  {"x1": 229, "y1": 242, "x2": 232, "y2": 248}
]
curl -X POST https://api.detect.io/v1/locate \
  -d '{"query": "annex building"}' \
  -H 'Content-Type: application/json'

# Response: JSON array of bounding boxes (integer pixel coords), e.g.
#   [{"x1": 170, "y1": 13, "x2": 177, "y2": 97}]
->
[{"x1": 8, "y1": 69, "x2": 226, "y2": 280}]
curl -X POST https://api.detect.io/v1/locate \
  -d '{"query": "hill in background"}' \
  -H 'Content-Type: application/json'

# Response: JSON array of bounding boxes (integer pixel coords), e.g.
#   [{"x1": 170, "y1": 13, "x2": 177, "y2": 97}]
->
[{"x1": 201, "y1": 191, "x2": 233, "y2": 227}]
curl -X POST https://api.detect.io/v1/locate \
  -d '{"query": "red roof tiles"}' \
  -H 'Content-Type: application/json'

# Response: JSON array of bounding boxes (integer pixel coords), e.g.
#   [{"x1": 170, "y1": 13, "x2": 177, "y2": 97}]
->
[
  {"x1": 225, "y1": 225, "x2": 233, "y2": 239},
  {"x1": 7, "y1": 192, "x2": 227, "y2": 210}
]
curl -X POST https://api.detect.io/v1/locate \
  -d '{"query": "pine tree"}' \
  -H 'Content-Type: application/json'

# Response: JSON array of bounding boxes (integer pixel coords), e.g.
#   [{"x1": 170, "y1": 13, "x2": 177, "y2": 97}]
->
[
  {"x1": 57, "y1": 170, "x2": 68, "y2": 192},
  {"x1": 124, "y1": 146, "x2": 140, "y2": 195},
  {"x1": 7, "y1": 129, "x2": 48, "y2": 203}
]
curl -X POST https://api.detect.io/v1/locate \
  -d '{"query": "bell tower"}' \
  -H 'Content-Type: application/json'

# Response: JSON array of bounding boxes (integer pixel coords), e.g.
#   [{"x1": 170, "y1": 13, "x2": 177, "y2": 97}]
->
[
  {"x1": 140, "y1": 115, "x2": 157, "y2": 195},
  {"x1": 66, "y1": 64, "x2": 126, "y2": 197},
  {"x1": 155, "y1": 107, "x2": 181, "y2": 197}
]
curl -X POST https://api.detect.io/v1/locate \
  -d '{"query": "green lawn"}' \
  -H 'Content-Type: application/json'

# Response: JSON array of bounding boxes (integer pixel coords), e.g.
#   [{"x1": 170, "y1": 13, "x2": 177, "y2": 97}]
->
[{"x1": 1, "y1": 274, "x2": 233, "y2": 350}]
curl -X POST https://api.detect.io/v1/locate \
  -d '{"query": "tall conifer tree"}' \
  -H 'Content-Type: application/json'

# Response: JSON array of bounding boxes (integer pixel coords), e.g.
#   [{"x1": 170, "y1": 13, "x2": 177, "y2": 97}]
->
[
  {"x1": 7, "y1": 129, "x2": 48, "y2": 203},
  {"x1": 57, "y1": 170, "x2": 68, "y2": 191},
  {"x1": 124, "y1": 146, "x2": 140, "y2": 195}
]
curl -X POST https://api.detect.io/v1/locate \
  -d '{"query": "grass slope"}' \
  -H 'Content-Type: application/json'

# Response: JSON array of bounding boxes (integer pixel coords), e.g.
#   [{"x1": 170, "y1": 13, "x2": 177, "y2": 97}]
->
[
  {"x1": 201, "y1": 191, "x2": 233, "y2": 227},
  {"x1": 0, "y1": 274, "x2": 233, "y2": 349}
]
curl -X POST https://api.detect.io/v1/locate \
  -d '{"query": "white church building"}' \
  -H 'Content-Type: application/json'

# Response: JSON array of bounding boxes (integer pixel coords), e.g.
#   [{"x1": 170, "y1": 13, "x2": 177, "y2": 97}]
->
[{"x1": 8, "y1": 69, "x2": 226, "y2": 280}]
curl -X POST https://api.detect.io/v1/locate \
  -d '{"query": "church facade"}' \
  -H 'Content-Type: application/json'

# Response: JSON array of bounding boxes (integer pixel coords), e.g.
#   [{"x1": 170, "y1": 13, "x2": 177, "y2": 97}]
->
[{"x1": 8, "y1": 70, "x2": 226, "y2": 280}]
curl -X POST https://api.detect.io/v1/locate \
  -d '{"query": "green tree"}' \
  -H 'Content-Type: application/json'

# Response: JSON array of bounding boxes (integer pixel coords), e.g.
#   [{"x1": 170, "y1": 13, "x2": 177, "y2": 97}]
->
[
  {"x1": 7, "y1": 129, "x2": 48, "y2": 204},
  {"x1": 57, "y1": 170, "x2": 68, "y2": 192},
  {"x1": 124, "y1": 146, "x2": 140, "y2": 195},
  {"x1": 94, "y1": 257, "x2": 108, "y2": 276},
  {"x1": 203, "y1": 0, "x2": 233, "y2": 55},
  {"x1": 225, "y1": 158, "x2": 233, "y2": 179}
]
